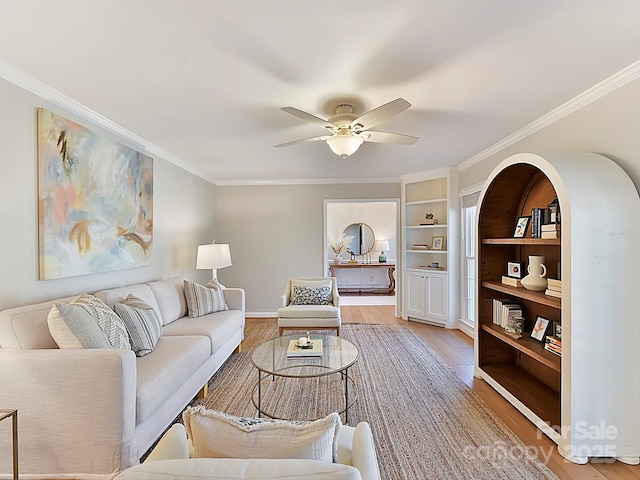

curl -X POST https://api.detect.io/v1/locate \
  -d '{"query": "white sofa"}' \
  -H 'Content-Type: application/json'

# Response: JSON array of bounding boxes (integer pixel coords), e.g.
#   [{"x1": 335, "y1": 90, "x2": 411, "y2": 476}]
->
[
  {"x1": 0, "y1": 277, "x2": 245, "y2": 479},
  {"x1": 115, "y1": 422, "x2": 381, "y2": 480}
]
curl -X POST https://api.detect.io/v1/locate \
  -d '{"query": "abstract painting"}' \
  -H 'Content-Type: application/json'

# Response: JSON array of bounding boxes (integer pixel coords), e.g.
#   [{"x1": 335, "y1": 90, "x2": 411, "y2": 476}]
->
[{"x1": 37, "y1": 108, "x2": 153, "y2": 280}]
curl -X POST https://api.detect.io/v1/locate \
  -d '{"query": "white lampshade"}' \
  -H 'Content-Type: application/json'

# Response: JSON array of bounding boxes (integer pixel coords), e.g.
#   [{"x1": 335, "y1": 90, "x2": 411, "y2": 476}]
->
[
  {"x1": 196, "y1": 243, "x2": 232, "y2": 270},
  {"x1": 326, "y1": 133, "x2": 364, "y2": 159},
  {"x1": 375, "y1": 240, "x2": 390, "y2": 252}
]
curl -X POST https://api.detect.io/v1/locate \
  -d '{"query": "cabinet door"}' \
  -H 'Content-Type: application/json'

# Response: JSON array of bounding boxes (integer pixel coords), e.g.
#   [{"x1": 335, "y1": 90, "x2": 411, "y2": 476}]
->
[
  {"x1": 405, "y1": 271, "x2": 426, "y2": 318},
  {"x1": 425, "y1": 274, "x2": 447, "y2": 322}
]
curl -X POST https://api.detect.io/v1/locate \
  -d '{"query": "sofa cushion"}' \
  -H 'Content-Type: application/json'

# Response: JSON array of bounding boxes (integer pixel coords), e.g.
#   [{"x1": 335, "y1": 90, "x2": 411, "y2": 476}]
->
[
  {"x1": 136, "y1": 335, "x2": 210, "y2": 424},
  {"x1": 95, "y1": 284, "x2": 163, "y2": 324},
  {"x1": 47, "y1": 302, "x2": 112, "y2": 349},
  {"x1": 147, "y1": 277, "x2": 188, "y2": 326},
  {"x1": 115, "y1": 295, "x2": 163, "y2": 357},
  {"x1": 277, "y1": 305, "x2": 340, "y2": 319},
  {"x1": 0, "y1": 296, "x2": 77, "y2": 350},
  {"x1": 183, "y1": 407, "x2": 341, "y2": 463},
  {"x1": 115, "y1": 458, "x2": 362, "y2": 480},
  {"x1": 161, "y1": 310, "x2": 244, "y2": 353},
  {"x1": 291, "y1": 285, "x2": 332, "y2": 305},
  {"x1": 184, "y1": 280, "x2": 228, "y2": 318}
]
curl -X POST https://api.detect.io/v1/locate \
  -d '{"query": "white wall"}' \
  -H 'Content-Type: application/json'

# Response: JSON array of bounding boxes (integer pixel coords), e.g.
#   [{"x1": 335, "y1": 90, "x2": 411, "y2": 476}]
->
[
  {"x1": 459, "y1": 76, "x2": 640, "y2": 193},
  {"x1": 0, "y1": 79, "x2": 218, "y2": 310},
  {"x1": 215, "y1": 183, "x2": 400, "y2": 314}
]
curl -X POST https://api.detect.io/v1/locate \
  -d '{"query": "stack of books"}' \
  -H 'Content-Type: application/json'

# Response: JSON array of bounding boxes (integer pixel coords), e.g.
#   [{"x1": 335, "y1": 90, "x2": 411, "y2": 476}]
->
[
  {"x1": 544, "y1": 335, "x2": 562, "y2": 356},
  {"x1": 492, "y1": 298, "x2": 522, "y2": 329},
  {"x1": 545, "y1": 278, "x2": 562, "y2": 298},
  {"x1": 531, "y1": 208, "x2": 547, "y2": 238},
  {"x1": 541, "y1": 223, "x2": 561, "y2": 239},
  {"x1": 412, "y1": 244, "x2": 429, "y2": 250},
  {"x1": 501, "y1": 275, "x2": 522, "y2": 287}
]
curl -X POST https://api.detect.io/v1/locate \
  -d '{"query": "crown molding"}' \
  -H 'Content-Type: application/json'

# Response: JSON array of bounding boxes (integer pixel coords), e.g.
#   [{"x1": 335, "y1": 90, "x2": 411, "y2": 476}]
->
[
  {"x1": 213, "y1": 176, "x2": 400, "y2": 186},
  {"x1": 457, "y1": 59, "x2": 640, "y2": 171},
  {"x1": 0, "y1": 59, "x2": 217, "y2": 184}
]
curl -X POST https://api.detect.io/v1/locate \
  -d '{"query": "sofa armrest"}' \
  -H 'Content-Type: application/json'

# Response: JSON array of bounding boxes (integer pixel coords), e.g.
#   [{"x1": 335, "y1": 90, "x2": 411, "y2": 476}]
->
[
  {"x1": 223, "y1": 288, "x2": 245, "y2": 314},
  {"x1": 144, "y1": 423, "x2": 190, "y2": 462},
  {"x1": 352, "y1": 422, "x2": 381, "y2": 480},
  {"x1": 0, "y1": 348, "x2": 138, "y2": 475}
]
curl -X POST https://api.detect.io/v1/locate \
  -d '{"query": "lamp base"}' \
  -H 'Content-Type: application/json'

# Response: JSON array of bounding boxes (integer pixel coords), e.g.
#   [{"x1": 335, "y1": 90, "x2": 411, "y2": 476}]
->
[{"x1": 379, "y1": 253, "x2": 387, "y2": 263}]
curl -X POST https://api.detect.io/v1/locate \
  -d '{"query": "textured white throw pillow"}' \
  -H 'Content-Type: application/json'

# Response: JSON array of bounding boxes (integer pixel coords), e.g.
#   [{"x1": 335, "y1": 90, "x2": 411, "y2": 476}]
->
[
  {"x1": 115, "y1": 295, "x2": 163, "y2": 356},
  {"x1": 47, "y1": 302, "x2": 112, "y2": 349},
  {"x1": 72, "y1": 293, "x2": 131, "y2": 350},
  {"x1": 184, "y1": 280, "x2": 229, "y2": 318},
  {"x1": 183, "y1": 407, "x2": 341, "y2": 463}
]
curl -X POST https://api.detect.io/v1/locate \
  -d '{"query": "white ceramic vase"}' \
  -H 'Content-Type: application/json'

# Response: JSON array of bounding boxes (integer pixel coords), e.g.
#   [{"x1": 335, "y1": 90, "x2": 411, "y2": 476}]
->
[
  {"x1": 334, "y1": 254, "x2": 343, "y2": 265},
  {"x1": 521, "y1": 255, "x2": 548, "y2": 291}
]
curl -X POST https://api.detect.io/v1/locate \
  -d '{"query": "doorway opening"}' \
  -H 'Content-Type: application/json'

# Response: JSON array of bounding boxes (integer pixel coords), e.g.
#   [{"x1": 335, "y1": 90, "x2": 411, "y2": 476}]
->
[{"x1": 324, "y1": 199, "x2": 400, "y2": 312}]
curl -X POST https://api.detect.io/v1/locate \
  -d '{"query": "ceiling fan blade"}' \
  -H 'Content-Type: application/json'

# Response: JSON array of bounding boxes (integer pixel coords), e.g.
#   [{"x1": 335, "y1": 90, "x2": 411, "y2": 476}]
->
[
  {"x1": 274, "y1": 135, "x2": 329, "y2": 147},
  {"x1": 363, "y1": 131, "x2": 418, "y2": 145},
  {"x1": 350, "y1": 98, "x2": 411, "y2": 131},
  {"x1": 280, "y1": 107, "x2": 336, "y2": 130}
]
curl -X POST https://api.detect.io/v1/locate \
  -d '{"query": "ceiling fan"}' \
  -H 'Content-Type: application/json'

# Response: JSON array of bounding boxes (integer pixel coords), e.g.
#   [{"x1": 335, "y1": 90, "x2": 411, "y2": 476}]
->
[{"x1": 275, "y1": 98, "x2": 418, "y2": 158}]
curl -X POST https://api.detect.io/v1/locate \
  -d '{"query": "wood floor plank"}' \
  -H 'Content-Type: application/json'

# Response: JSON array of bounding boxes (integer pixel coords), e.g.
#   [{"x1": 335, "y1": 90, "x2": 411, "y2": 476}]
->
[{"x1": 248, "y1": 307, "x2": 638, "y2": 479}]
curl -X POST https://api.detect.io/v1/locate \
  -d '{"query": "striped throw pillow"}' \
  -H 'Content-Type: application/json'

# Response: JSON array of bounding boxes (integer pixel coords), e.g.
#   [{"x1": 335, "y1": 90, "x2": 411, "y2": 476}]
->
[
  {"x1": 184, "y1": 280, "x2": 229, "y2": 318},
  {"x1": 115, "y1": 295, "x2": 163, "y2": 357}
]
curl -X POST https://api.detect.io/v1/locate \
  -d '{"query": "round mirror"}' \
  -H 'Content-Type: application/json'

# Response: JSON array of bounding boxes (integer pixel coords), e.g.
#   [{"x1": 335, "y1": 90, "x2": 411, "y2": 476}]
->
[{"x1": 343, "y1": 223, "x2": 375, "y2": 255}]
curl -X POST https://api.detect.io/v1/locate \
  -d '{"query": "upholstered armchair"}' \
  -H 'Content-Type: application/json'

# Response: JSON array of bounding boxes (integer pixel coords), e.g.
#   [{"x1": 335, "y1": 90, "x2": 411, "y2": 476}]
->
[{"x1": 277, "y1": 277, "x2": 341, "y2": 336}]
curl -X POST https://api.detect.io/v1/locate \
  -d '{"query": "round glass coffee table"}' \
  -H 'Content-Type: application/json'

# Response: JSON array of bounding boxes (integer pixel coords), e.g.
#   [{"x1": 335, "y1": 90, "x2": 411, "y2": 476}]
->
[{"x1": 250, "y1": 334, "x2": 358, "y2": 423}]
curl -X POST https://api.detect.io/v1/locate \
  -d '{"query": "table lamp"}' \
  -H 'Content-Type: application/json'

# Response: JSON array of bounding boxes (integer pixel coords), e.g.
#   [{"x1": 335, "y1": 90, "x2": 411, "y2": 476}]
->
[
  {"x1": 375, "y1": 239, "x2": 390, "y2": 264},
  {"x1": 196, "y1": 242, "x2": 232, "y2": 287}
]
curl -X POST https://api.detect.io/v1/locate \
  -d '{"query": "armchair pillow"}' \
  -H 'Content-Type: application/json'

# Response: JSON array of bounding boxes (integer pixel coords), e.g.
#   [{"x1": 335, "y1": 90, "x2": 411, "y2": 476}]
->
[
  {"x1": 184, "y1": 280, "x2": 229, "y2": 318},
  {"x1": 290, "y1": 285, "x2": 332, "y2": 305},
  {"x1": 183, "y1": 407, "x2": 341, "y2": 463}
]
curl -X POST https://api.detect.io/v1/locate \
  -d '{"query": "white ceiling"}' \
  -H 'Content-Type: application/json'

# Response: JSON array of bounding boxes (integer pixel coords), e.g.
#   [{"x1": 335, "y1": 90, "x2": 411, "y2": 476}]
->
[{"x1": 2, "y1": 0, "x2": 640, "y2": 184}]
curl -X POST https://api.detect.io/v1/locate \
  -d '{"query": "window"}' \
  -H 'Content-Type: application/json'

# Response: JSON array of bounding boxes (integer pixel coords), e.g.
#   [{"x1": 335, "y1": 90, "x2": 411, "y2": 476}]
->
[{"x1": 461, "y1": 190, "x2": 481, "y2": 328}]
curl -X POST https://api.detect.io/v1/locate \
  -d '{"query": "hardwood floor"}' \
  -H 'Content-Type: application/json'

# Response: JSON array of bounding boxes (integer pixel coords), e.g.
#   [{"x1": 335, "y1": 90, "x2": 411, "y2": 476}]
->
[{"x1": 250, "y1": 306, "x2": 639, "y2": 480}]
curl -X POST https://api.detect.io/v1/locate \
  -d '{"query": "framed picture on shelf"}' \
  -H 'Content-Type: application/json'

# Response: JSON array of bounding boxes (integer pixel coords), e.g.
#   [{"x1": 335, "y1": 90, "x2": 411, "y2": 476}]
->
[
  {"x1": 506, "y1": 261, "x2": 525, "y2": 279},
  {"x1": 531, "y1": 316, "x2": 551, "y2": 342},
  {"x1": 513, "y1": 216, "x2": 531, "y2": 238},
  {"x1": 430, "y1": 235, "x2": 444, "y2": 250},
  {"x1": 552, "y1": 321, "x2": 562, "y2": 339}
]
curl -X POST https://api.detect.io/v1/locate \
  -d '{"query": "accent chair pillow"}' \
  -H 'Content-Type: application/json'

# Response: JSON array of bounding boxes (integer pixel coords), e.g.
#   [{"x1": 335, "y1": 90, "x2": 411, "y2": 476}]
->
[
  {"x1": 114, "y1": 295, "x2": 163, "y2": 357},
  {"x1": 290, "y1": 285, "x2": 332, "y2": 306},
  {"x1": 183, "y1": 406, "x2": 341, "y2": 463},
  {"x1": 184, "y1": 280, "x2": 229, "y2": 318},
  {"x1": 72, "y1": 293, "x2": 131, "y2": 350},
  {"x1": 47, "y1": 302, "x2": 112, "y2": 349}
]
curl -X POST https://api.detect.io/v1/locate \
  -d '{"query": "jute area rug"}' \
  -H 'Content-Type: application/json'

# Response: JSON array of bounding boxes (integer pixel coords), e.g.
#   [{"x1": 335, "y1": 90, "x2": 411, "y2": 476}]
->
[{"x1": 192, "y1": 323, "x2": 558, "y2": 480}]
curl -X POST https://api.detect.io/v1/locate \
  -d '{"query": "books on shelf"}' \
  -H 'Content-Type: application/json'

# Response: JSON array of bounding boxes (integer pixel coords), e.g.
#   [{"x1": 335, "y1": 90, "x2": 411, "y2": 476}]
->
[
  {"x1": 545, "y1": 278, "x2": 562, "y2": 298},
  {"x1": 411, "y1": 244, "x2": 429, "y2": 249},
  {"x1": 286, "y1": 339, "x2": 323, "y2": 357},
  {"x1": 541, "y1": 223, "x2": 561, "y2": 231},
  {"x1": 501, "y1": 275, "x2": 522, "y2": 288},
  {"x1": 544, "y1": 335, "x2": 562, "y2": 356},
  {"x1": 544, "y1": 289, "x2": 562, "y2": 298},
  {"x1": 492, "y1": 298, "x2": 522, "y2": 329},
  {"x1": 541, "y1": 231, "x2": 561, "y2": 239},
  {"x1": 531, "y1": 208, "x2": 546, "y2": 238}
]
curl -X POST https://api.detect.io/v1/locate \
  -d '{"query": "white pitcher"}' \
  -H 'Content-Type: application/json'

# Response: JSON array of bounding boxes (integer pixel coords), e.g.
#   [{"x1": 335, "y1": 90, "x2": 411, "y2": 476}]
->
[{"x1": 521, "y1": 255, "x2": 548, "y2": 291}]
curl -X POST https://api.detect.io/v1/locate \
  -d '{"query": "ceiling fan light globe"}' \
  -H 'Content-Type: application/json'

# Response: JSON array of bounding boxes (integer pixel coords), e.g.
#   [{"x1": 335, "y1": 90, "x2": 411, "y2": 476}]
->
[{"x1": 326, "y1": 134, "x2": 363, "y2": 158}]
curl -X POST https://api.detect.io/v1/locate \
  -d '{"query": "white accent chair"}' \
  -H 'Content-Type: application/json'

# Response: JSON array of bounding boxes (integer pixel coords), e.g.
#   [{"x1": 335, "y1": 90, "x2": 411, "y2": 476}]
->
[{"x1": 277, "y1": 277, "x2": 341, "y2": 336}]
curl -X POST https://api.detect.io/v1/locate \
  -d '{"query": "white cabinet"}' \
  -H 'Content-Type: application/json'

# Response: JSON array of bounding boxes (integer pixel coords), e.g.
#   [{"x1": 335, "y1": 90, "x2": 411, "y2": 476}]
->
[
  {"x1": 401, "y1": 168, "x2": 459, "y2": 327},
  {"x1": 405, "y1": 270, "x2": 448, "y2": 325}
]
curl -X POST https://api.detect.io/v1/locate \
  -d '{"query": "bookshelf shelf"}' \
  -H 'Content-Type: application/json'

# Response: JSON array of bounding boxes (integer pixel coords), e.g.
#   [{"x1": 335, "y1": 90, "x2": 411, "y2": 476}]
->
[{"x1": 482, "y1": 281, "x2": 561, "y2": 308}]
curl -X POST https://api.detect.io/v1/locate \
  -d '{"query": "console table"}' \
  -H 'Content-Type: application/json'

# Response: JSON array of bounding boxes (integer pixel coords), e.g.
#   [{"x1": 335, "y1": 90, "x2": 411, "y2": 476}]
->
[
  {"x1": 329, "y1": 262, "x2": 396, "y2": 295},
  {"x1": 0, "y1": 409, "x2": 18, "y2": 480}
]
